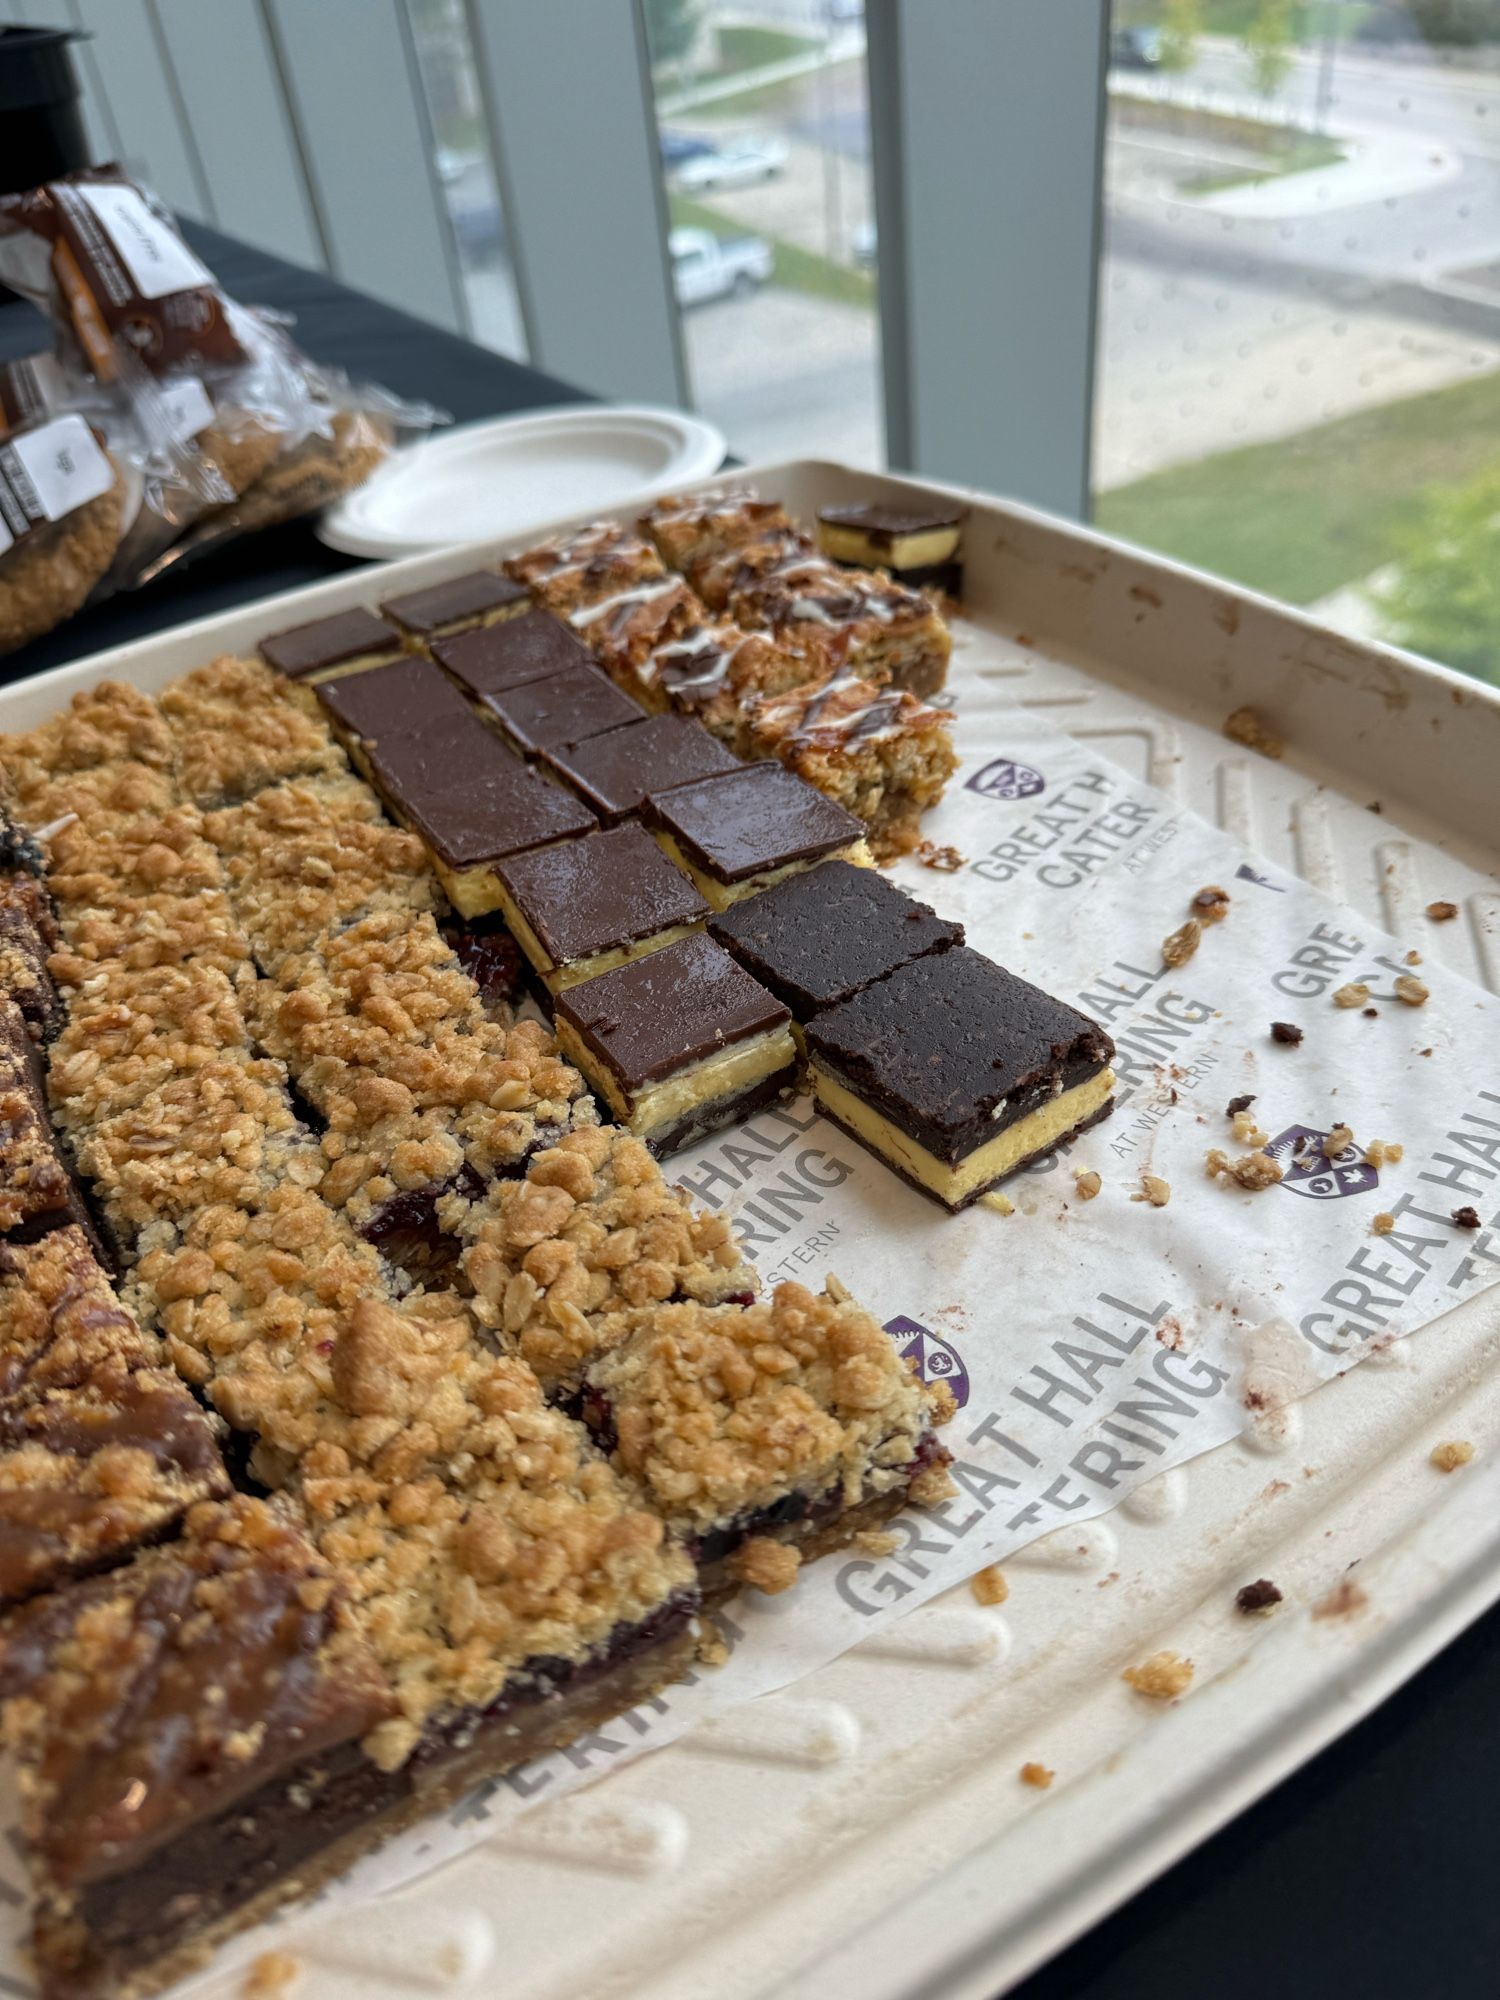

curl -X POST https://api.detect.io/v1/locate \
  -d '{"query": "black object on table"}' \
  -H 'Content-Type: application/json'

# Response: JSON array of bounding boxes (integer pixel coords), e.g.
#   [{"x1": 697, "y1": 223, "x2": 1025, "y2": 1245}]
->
[
  {"x1": 1, "y1": 224, "x2": 1498, "y2": 1999},
  {"x1": 0, "y1": 219, "x2": 594, "y2": 691}
]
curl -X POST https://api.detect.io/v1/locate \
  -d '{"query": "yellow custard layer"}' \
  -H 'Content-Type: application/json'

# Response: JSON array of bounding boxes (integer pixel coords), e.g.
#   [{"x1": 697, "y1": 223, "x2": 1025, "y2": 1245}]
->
[
  {"x1": 811, "y1": 1067, "x2": 1116, "y2": 1208},
  {"x1": 556, "y1": 1018, "x2": 796, "y2": 1139},
  {"x1": 651, "y1": 831, "x2": 874, "y2": 912},
  {"x1": 303, "y1": 650, "x2": 404, "y2": 686},
  {"x1": 818, "y1": 521, "x2": 961, "y2": 571}
]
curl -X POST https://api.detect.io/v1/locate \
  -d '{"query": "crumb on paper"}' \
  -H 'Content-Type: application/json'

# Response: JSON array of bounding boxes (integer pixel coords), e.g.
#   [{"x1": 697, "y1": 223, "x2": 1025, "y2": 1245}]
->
[
  {"x1": 1420, "y1": 1046, "x2": 1434, "y2": 1057},
  {"x1": 1311, "y1": 1576, "x2": 1369, "y2": 1622},
  {"x1": 926, "y1": 1379, "x2": 959, "y2": 1428},
  {"x1": 1270, "y1": 1021, "x2": 1303, "y2": 1046},
  {"x1": 729, "y1": 1536, "x2": 802, "y2": 1596},
  {"x1": 1332, "y1": 982, "x2": 1370, "y2": 1010},
  {"x1": 1226, "y1": 1093, "x2": 1256, "y2": 1116},
  {"x1": 822, "y1": 1272, "x2": 852, "y2": 1304},
  {"x1": 915, "y1": 839, "x2": 965, "y2": 872},
  {"x1": 1404, "y1": 949, "x2": 1422, "y2": 966},
  {"x1": 1452, "y1": 1205, "x2": 1482, "y2": 1231},
  {"x1": 979, "y1": 1189, "x2": 1015, "y2": 1215},
  {"x1": 1372, "y1": 1212, "x2": 1396, "y2": 1236},
  {"x1": 1426, "y1": 900, "x2": 1459, "y2": 922},
  {"x1": 1235, "y1": 1578, "x2": 1283, "y2": 1616},
  {"x1": 1325, "y1": 1124, "x2": 1354, "y2": 1157},
  {"x1": 1223, "y1": 706, "x2": 1283, "y2": 759},
  {"x1": 244, "y1": 1956, "x2": 300, "y2": 2000},
  {"x1": 1074, "y1": 1168, "x2": 1102, "y2": 1201},
  {"x1": 1161, "y1": 919, "x2": 1200, "y2": 969},
  {"x1": 1365, "y1": 1139, "x2": 1403, "y2": 1168},
  {"x1": 1430, "y1": 1440, "x2": 1475, "y2": 1473},
  {"x1": 1232, "y1": 1109, "x2": 1269, "y2": 1147},
  {"x1": 1206, "y1": 1147, "x2": 1284, "y2": 1191},
  {"x1": 696, "y1": 1618, "x2": 731, "y2": 1668},
  {"x1": 1191, "y1": 884, "x2": 1231, "y2": 925},
  {"x1": 1363, "y1": 1006, "x2": 1379, "y2": 1018},
  {"x1": 1132, "y1": 1173, "x2": 1171, "y2": 1207},
  {"x1": 1394, "y1": 973, "x2": 1429, "y2": 1007},
  {"x1": 1020, "y1": 1762, "x2": 1055, "y2": 1790},
  {"x1": 971, "y1": 1564, "x2": 1009, "y2": 1606},
  {"x1": 910, "y1": 1461, "x2": 957, "y2": 1507},
  {"x1": 1122, "y1": 1650, "x2": 1194, "y2": 1701},
  {"x1": 1014, "y1": 632, "x2": 1034, "y2": 648},
  {"x1": 855, "y1": 1528, "x2": 901, "y2": 1555}
]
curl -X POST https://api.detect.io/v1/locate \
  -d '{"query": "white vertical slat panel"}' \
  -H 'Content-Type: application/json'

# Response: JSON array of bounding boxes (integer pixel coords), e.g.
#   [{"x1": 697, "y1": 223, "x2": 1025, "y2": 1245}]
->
[
  {"x1": 263, "y1": 0, "x2": 466, "y2": 333},
  {"x1": 465, "y1": 0, "x2": 687, "y2": 406},
  {"x1": 67, "y1": 0, "x2": 213, "y2": 220},
  {"x1": 152, "y1": 0, "x2": 326, "y2": 269},
  {"x1": 865, "y1": 0, "x2": 1109, "y2": 519}
]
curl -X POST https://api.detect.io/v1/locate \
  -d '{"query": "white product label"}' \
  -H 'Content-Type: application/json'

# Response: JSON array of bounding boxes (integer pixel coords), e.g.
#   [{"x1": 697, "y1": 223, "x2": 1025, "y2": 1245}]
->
[
  {"x1": 74, "y1": 182, "x2": 215, "y2": 299},
  {"x1": 157, "y1": 375, "x2": 215, "y2": 443},
  {"x1": 9, "y1": 416, "x2": 113, "y2": 522}
]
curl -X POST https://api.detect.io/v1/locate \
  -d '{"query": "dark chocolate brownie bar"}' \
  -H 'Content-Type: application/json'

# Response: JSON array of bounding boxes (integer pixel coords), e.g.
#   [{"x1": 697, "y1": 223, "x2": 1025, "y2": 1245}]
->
[{"x1": 493, "y1": 822, "x2": 710, "y2": 988}]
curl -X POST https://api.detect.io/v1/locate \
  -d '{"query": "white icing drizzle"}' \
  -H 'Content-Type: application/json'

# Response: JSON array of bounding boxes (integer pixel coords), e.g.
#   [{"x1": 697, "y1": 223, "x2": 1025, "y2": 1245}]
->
[{"x1": 569, "y1": 578, "x2": 681, "y2": 629}]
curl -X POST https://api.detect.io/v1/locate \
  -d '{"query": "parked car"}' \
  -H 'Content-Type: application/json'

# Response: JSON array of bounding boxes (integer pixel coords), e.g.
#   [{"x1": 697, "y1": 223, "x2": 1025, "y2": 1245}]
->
[
  {"x1": 1110, "y1": 25, "x2": 1164, "y2": 69},
  {"x1": 673, "y1": 136, "x2": 789, "y2": 192},
  {"x1": 659, "y1": 129, "x2": 716, "y2": 169},
  {"x1": 669, "y1": 226, "x2": 773, "y2": 307}
]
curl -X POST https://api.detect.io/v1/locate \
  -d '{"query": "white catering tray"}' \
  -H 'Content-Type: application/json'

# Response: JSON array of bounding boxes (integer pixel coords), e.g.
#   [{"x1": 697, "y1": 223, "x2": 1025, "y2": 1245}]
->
[{"x1": 8, "y1": 463, "x2": 1500, "y2": 2000}]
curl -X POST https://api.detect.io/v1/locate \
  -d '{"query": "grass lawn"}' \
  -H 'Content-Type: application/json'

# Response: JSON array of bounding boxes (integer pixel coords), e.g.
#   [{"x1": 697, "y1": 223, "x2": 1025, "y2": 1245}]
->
[
  {"x1": 706, "y1": 24, "x2": 816, "y2": 74},
  {"x1": 669, "y1": 192, "x2": 875, "y2": 309},
  {"x1": 1181, "y1": 132, "x2": 1345, "y2": 195},
  {"x1": 1095, "y1": 366, "x2": 1500, "y2": 606}
]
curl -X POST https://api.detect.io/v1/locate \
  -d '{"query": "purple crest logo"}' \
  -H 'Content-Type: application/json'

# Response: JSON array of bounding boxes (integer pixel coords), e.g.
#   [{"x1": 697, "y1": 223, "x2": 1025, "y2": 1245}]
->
[
  {"x1": 1265, "y1": 1125, "x2": 1380, "y2": 1200},
  {"x1": 965, "y1": 756, "x2": 1045, "y2": 803},
  {"x1": 884, "y1": 1315, "x2": 971, "y2": 1409}
]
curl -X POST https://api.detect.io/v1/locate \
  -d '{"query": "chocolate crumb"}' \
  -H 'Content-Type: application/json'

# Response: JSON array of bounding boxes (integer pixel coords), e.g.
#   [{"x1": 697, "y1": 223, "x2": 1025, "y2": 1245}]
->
[
  {"x1": 1426, "y1": 901, "x2": 1458, "y2": 922},
  {"x1": 1235, "y1": 1578, "x2": 1283, "y2": 1615},
  {"x1": 1452, "y1": 1206, "x2": 1482, "y2": 1231},
  {"x1": 1270, "y1": 1021, "x2": 1303, "y2": 1045},
  {"x1": 1226, "y1": 1093, "x2": 1255, "y2": 1116},
  {"x1": 1192, "y1": 885, "x2": 1231, "y2": 925},
  {"x1": 1362, "y1": 1006, "x2": 1378, "y2": 1018}
]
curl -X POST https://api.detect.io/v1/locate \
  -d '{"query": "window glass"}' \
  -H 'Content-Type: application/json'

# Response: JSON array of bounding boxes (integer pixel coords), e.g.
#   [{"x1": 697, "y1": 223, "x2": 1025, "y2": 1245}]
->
[
  {"x1": 644, "y1": 0, "x2": 884, "y2": 465},
  {"x1": 1094, "y1": 2, "x2": 1500, "y2": 684},
  {"x1": 406, "y1": 0, "x2": 528, "y2": 360}
]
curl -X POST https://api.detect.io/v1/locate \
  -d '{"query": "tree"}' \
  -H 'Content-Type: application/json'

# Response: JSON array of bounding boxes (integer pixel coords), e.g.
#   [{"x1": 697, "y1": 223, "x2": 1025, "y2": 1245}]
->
[
  {"x1": 1243, "y1": 0, "x2": 1296, "y2": 96},
  {"x1": 642, "y1": 0, "x2": 702, "y2": 71},
  {"x1": 1372, "y1": 462, "x2": 1500, "y2": 684},
  {"x1": 1160, "y1": 0, "x2": 1203, "y2": 72}
]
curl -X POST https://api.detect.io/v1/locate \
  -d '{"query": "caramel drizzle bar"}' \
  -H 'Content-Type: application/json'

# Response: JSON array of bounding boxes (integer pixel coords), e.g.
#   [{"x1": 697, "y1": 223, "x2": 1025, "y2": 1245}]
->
[
  {"x1": 0, "y1": 672, "x2": 953, "y2": 2000},
  {"x1": 505, "y1": 516, "x2": 955, "y2": 861}
]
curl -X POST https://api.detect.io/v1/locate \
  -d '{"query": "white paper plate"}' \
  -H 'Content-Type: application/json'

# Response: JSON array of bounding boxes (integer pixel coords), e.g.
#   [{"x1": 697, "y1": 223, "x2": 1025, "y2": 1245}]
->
[{"x1": 316, "y1": 404, "x2": 726, "y2": 560}]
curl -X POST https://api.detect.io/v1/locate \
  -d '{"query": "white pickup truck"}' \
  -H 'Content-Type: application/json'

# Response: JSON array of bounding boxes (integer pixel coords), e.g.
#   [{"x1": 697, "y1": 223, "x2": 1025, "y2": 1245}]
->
[{"x1": 669, "y1": 226, "x2": 774, "y2": 307}]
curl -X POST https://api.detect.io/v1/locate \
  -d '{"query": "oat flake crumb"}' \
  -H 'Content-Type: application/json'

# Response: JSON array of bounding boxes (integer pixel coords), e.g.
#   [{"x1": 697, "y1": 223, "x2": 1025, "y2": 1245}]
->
[
  {"x1": 979, "y1": 1190, "x2": 1015, "y2": 1215},
  {"x1": 1123, "y1": 1650, "x2": 1194, "y2": 1700},
  {"x1": 1132, "y1": 1174, "x2": 1171, "y2": 1207},
  {"x1": 1073, "y1": 1168, "x2": 1102, "y2": 1201},
  {"x1": 1372, "y1": 1212, "x2": 1396, "y2": 1236},
  {"x1": 1206, "y1": 1147, "x2": 1284, "y2": 1191},
  {"x1": 1426, "y1": 900, "x2": 1458, "y2": 922},
  {"x1": 1325, "y1": 1124, "x2": 1354, "y2": 1157},
  {"x1": 1161, "y1": 919, "x2": 1200, "y2": 969},
  {"x1": 1232, "y1": 1109, "x2": 1269, "y2": 1147},
  {"x1": 244, "y1": 1955, "x2": 300, "y2": 2000},
  {"x1": 971, "y1": 1564, "x2": 1009, "y2": 1606},
  {"x1": 696, "y1": 1618, "x2": 731, "y2": 1668},
  {"x1": 1394, "y1": 973, "x2": 1429, "y2": 1007},
  {"x1": 1403, "y1": 949, "x2": 1422, "y2": 966},
  {"x1": 1223, "y1": 706, "x2": 1283, "y2": 759},
  {"x1": 915, "y1": 839, "x2": 965, "y2": 872},
  {"x1": 1365, "y1": 1139, "x2": 1403, "y2": 1168},
  {"x1": 1332, "y1": 982, "x2": 1370, "y2": 1009},
  {"x1": 729, "y1": 1536, "x2": 802, "y2": 1596},
  {"x1": 855, "y1": 1528, "x2": 901, "y2": 1555},
  {"x1": 1431, "y1": 1440, "x2": 1475, "y2": 1472},
  {"x1": 1020, "y1": 1761, "x2": 1055, "y2": 1790}
]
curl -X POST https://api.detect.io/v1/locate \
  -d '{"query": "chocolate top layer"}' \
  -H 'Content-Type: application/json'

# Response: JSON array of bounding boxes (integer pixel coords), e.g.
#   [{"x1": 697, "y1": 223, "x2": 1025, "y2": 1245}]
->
[
  {"x1": 380, "y1": 569, "x2": 526, "y2": 635},
  {"x1": 0, "y1": 1497, "x2": 393, "y2": 1889},
  {"x1": 497, "y1": 823, "x2": 709, "y2": 964},
  {"x1": 317, "y1": 656, "x2": 473, "y2": 744},
  {"x1": 818, "y1": 501, "x2": 967, "y2": 544},
  {"x1": 806, "y1": 947, "x2": 1113, "y2": 1164},
  {"x1": 645, "y1": 762, "x2": 864, "y2": 884},
  {"x1": 258, "y1": 607, "x2": 403, "y2": 679},
  {"x1": 540, "y1": 713, "x2": 740, "y2": 823},
  {"x1": 433, "y1": 608, "x2": 591, "y2": 699},
  {"x1": 709, "y1": 860, "x2": 962, "y2": 1020},
  {"x1": 483, "y1": 664, "x2": 639, "y2": 756},
  {"x1": 555, "y1": 932, "x2": 788, "y2": 1090},
  {"x1": 368, "y1": 715, "x2": 595, "y2": 867}
]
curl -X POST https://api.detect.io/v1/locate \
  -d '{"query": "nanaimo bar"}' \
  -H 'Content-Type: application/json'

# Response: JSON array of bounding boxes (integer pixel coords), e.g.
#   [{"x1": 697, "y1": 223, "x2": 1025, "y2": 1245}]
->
[
  {"x1": 804, "y1": 948, "x2": 1116, "y2": 1210},
  {"x1": 817, "y1": 500, "x2": 966, "y2": 596},
  {"x1": 432, "y1": 607, "x2": 592, "y2": 703},
  {"x1": 491, "y1": 822, "x2": 710, "y2": 991},
  {"x1": 481, "y1": 662, "x2": 639, "y2": 759},
  {"x1": 258, "y1": 607, "x2": 406, "y2": 684},
  {"x1": 553, "y1": 932, "x2": 796, "y2": 1157},
  {"x1": 644, "y1": 761, "x2": 870, "y2": 911},
  {"x1": 539, "y1": 712, "x2": 739, "y2": 824},
  {"x1": 379, "y1": 568, "x2": 528, "y2": 645},
  {"x1": 317, "y1": 655, "x2": 475, "y2": 778}
]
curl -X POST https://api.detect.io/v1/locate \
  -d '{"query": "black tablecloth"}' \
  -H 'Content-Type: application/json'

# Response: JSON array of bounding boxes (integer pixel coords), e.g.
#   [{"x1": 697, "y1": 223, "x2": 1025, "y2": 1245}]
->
[
  {"x1": 0, "y1": 221, "x2": 594, "y2": 689},
  {"x1": 2, "y1": 226, "x2": 1497, "y2": 1998}
]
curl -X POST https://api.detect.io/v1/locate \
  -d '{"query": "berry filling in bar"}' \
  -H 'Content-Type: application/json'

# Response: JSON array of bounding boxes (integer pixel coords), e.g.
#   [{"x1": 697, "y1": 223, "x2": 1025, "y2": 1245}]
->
[
  {"x1": 579, "y1": 1281, "x2": 952, "y2": 1599},
  {"x1": 552, "y1": 932, "x2": 795, "y2": 1158},
  {"x1": 644, "y1": 760, "x2": 870, "y2": 910},
  {"x1": 805, "y1": 947, "x2": 1117, "y2": 1210}
]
